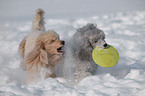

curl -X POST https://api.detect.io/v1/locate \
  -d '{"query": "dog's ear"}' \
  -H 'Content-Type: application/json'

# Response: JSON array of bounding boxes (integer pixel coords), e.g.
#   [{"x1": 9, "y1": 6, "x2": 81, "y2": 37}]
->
[
  {"x1": 78, "y1": 39, "x2": 93, "y2": 61},
  {"x1": 78, "y1": 47, "x2": 91, "y2": 61},
  {"x1": 26, "y1": 40, "x2": 48, "y2": 71}
]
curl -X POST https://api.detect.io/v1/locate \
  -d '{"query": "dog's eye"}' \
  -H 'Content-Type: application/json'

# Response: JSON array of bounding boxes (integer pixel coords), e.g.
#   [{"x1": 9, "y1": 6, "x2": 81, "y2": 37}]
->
[
  {"x1": 95, "y1": 40, "x2": 98, "y2": 43},
  {"x1": 50, "y1": 40, "x2": 55, "y2": 43},
  {"x1": 51, "y1": 40, "x2": 55, "y2": 42}
]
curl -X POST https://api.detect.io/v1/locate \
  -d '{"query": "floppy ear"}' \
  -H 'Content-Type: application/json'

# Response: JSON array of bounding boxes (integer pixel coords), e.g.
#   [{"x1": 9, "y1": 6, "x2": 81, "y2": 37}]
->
[
  {"x1": 25, "y1": 40, "x2": 48, "y2": 71},
  {"x1": 78, "y1": 39, "x2": 93, "y2": 61}
]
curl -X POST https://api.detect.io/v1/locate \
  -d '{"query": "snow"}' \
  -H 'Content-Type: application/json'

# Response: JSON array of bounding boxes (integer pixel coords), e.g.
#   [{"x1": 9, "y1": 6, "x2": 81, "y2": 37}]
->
[{"x1": 0, "y1": 0, "x2": 145, "y2": 96}]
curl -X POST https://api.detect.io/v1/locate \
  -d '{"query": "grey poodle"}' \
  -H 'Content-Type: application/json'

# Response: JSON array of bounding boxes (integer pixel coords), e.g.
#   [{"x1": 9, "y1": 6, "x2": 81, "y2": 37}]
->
[{"x1": 73, "y1": 23, "x2": 108, "y2": 83}]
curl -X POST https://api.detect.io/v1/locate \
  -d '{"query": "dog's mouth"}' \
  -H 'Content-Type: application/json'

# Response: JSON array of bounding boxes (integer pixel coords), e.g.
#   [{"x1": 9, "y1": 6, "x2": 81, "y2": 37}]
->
[{"x1": 57, "y1": 46, "x2": 64, "y2": 54}]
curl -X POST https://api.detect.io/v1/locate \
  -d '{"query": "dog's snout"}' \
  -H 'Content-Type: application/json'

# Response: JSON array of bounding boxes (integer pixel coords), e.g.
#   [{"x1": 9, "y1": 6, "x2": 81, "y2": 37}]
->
[
  {"x1": 61, "y1": 41, "x2": 65, "y2": 45},
  {"x1": 103, "y1": 43, "x2": 108, "y2": 48}
]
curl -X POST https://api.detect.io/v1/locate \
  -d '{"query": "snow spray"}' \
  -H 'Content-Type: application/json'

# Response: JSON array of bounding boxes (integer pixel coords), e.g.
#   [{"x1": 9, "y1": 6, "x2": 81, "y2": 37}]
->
[{"x1": 55, "y1": 39, "x2": 77, "y2": 85}]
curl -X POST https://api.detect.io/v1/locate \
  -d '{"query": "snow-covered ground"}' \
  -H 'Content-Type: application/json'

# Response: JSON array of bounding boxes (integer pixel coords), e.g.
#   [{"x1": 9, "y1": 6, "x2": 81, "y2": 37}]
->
[{"x1": 0, "y1": 0, "x2": 145, "y2": 96}]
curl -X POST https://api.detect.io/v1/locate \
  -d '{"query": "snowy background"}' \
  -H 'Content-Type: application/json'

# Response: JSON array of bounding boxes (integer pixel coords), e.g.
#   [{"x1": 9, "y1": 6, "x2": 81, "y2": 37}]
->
[{"x1": 0, "y1": 0, "x2": 145, "y2": 96}]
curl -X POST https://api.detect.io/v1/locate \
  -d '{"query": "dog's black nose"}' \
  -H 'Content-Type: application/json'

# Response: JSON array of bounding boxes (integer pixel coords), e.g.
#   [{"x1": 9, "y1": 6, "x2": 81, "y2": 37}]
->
[
  {"x1": 61, "y1": 41, "x2": 65, "y2": 45},
  {"x1": 104, "y1": 43, "x2": 108, "y2": 48}
]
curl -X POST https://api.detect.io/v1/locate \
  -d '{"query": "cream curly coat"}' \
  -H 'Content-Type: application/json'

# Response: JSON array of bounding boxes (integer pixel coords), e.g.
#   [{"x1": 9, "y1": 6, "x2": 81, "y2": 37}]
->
[{"x1": 19, "y1": 8, "x2": 65, "y2": 84}]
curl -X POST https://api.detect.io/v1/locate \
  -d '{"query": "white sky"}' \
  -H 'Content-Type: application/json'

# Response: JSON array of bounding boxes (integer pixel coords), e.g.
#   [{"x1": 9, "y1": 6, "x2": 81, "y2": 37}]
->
[{"x1": 0, "y1": 0, "x2": 145, "y2": 21}]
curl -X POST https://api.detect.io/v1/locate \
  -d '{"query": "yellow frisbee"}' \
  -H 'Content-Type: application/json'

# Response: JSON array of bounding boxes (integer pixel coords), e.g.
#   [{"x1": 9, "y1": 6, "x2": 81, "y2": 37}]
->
[{"x1": 92, "y1": 45, "x2": 119, "y2": 67}]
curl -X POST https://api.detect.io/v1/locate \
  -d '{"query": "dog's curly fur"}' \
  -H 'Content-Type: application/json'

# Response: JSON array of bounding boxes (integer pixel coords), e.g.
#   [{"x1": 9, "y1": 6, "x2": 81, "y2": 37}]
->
[
  {"x1": 73, "y1": 23, "x2": 107, "y2": 82},
  {"x1": 18, "y1": 8, "x2": 65, "y2": 84}
]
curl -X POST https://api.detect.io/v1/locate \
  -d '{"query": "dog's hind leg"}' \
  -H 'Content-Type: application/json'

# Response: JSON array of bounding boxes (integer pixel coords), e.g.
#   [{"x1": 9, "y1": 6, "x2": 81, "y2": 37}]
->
[
  {"x1": 18, "y1": 36, "x2": 27, "y2": 70},
  {"x1": 19, "y1": 36, "x2": 27, "y2": 59}
]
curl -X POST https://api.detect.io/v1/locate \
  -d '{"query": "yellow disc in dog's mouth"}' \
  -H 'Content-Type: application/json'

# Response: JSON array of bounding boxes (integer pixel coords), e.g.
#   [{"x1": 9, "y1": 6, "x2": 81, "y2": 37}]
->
[{"x1": 92, "y1": 45, "x2": 119, "y2": 67}]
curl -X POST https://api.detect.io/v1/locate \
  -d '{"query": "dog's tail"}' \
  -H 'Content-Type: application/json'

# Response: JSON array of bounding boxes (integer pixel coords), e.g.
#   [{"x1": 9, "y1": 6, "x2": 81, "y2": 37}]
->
[{"x1": 32, "y1": 8, "x2": 45, "y2": 31}]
